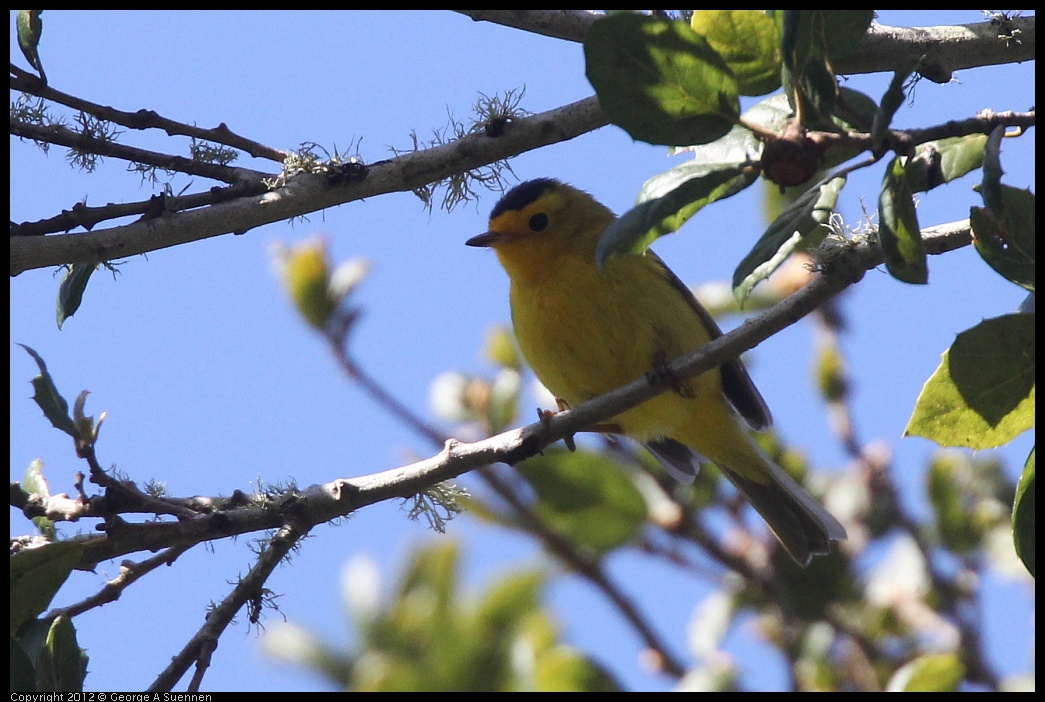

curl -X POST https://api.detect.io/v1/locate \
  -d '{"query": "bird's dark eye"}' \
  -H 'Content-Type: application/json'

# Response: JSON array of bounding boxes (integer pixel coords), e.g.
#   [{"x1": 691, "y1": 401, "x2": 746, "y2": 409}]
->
[{"x1": 529, "y1": 213, "x2": 549, "y2": 232}]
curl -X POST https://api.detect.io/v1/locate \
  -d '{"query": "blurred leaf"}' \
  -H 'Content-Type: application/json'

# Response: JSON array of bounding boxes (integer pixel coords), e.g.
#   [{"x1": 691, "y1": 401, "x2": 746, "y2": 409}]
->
[
  {"x1": 971, "y1": 186, "x2": 1035, "y2": 292},
  {"x1": 275, "y1": 238, "x2": 337, "y2": 330},
  {"x1": 585, "y1": 13, "x2": 739, "y2": 146},
  {"x1": 487, "y1": 369, "x2": 521, "y2": 434},
  {"x1": 886, "y1": 653, "x2": 965, "y2": 692},
  {"x1": 484, "y1": 325, "x2": 521, "y2": 371},
  {"x1": 690, "y1": 10, "x2": 780, "y2": 96},
  {"x1": 325, "y1": 541, "x2": 617, "y2": 691},
  {"x1": 476, "y1": 569, "x2": 543, "y2": 633},
  {"x1": 814, "y1": 341, "x2": 847, "y2": 403},
  {"x1": 1013, "y1": 448, "x2": 1035, "y2": 577},
  {"x1": 733, "y1": 175, "x2": 845, "y2": 303},
  {"x1": 878, "y1": 157, "x2": 928, "y2": 284},
  {"x1": 56, "y1": 264, "x2": 97, "y2": 330},
  {"x1": 597, "y1": 164, "x2": 755, "y2": 265},
  {"x1": 906, "y1": 314, "x2": 1035, "y2": 449},
  {"x1": 10, "y1": 542, "x2": 84, "y2": 637},
  {"x1": 519, "y1": 450, "x2": 647, "y2": 553},
  {"x1": 928, "y1": 453, "x2": 985, "y2": 552},
  {"x1": 35, "y1": 616, "x2": 85, "y2": 693},
  {"x1": 769, "y1": 546, "x2": 852, "y2": 620},
  {"x1": 533, "y1": 646, "x2": 620, "y2": 692},
  {"x1": 687, "y1": 589, "x2": 737, "y2": 659},
  {"x1": 17, "y1": 345, "x2": 78, "y2": 439}
]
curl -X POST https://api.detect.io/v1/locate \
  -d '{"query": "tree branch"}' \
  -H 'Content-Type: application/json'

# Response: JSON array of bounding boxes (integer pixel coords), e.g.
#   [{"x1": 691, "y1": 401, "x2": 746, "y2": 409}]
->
[
  {"x1": 10, "y1": 119, "x2": 271, "y2": 185},
  {"x1": 9, "y1": 70, "x2": 289, "y2": 162},
  {"x1": 456, "y1": 11, "x2": 1036, "y2": 80},
  {"x1": 61, "y1": 219, "x2": 972, "y2": 572},
  {"x1": 10, "y1": 96, "x2": 608, "y2": 275},
  {"x1": 147, "y1": 521, "x2": 310, "y2": 692}
]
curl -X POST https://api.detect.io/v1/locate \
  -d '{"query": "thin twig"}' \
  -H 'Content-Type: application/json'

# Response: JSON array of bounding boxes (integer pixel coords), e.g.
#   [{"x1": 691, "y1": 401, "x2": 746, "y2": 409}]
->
[
  {"x1": 43, "y1": 222, "x2": 974, "y2": 573},
  {"x1": 9, "y1": 71, "x2": 289, "y2": 162},
  {"x1": 44, "y1": 545, "x2": 192, "y2": 620},
  {"x1": 11, "y1": 96, "x2": 609, "y2": 275},
  {"x1": 147, "y1": 521, "x2": 310, "y2": 692},
  {"x1": 11, "y1": 118, "x2": 271, "y2": 185}
]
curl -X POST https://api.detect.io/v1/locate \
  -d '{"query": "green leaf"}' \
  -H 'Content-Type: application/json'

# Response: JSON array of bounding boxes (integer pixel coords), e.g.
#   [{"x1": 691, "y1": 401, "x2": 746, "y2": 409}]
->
[
  {"x1": 585, "y1": 13, "x2": 740, "y2": 146},
  {"x1": 928, "y1": 453, "x2": 984, "y2": 553},
  {"x1": 476, "y1": 570, "x2": 543, "y2": 633},
  {"x1": 11, "y1": 632, "x2": 37, "y2": 692},
  {"x1": 820, "y1": 11, "x2": 875, "y2": 59},
  {"x1": 690, "y1": 10, "x2": 780, "y2": 96},
  {"x1": 57, "y1": 264, "x2": 97, "y2": 330},
  {"x1": 534, "y1": 646, "x2": 621, "y2": 692},
  {"x1": 781, "y1": 11, "x2": 873, "y2": 128},
  {"x1": 17, "y1": 10, "x2": 46, "y2": 83},
  {"x1": 971, "y1": 187, "x2": 1036, "y2": 292},
  {"x1": 904, "y1": 134, "x2": 988, "y2": 193},
  {"x1": 732, "y1": 174, "x2": 845, "y2": 303},
  {"x1": 596, "y1": 163, "x2": 756, "y2": 265},
  {"x1": 905, "y1": 314, "x2": 1035, "y2": 449},
  {"x1": 23, "y1": 459, "x2": 57, "y2": 540},
  {"x1": 980, "y1": 125, "x2": 1006, "y2": 216},
  {"x1": 36, "y1": 616, "x2": 85, "y2": 693},
  {"x1": 878, "y1": 157, "x2": 928, "y2": 284},
  {"x1": 1013, "y1": 448, "x2": 1035, "y2": 577},
  {"x1": 886, "y1": 653, "x2": 965, "y2": 692},
  {"x1": 871, "y1": 58, "x2": 921, "y2": 151},
  {"x1": 10, "y1": 542, "x2": 84, "y2": 637},
  {"x1": 519, "y1": 450, "x2": 647, "y2": 553},
  {"x1": 17, "y1": 344, "x2": 79, "y2": 439}
]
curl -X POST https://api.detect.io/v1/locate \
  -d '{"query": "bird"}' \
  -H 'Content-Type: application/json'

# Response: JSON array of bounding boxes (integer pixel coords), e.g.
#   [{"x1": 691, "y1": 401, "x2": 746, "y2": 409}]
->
[{"x1": 466, "y1": 178, "x2": 846, "y2": 565}]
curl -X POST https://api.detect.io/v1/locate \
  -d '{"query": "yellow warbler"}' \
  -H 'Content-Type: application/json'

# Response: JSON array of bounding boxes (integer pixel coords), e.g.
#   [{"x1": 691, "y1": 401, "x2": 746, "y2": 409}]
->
[{"x1": 467, "y1": 178, "x2": 845, "y2": 565}]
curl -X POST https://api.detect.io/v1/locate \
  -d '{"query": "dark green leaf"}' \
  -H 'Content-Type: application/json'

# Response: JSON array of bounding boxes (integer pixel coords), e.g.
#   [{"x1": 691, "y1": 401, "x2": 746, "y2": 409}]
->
[
  {"x1": 36, "y1": 616, "x2": 85, "y2": 693},
  {"x1": 878, "y1": 157, "x2": 928, "y2": 284},
  {"x1": 782, "y1": 12, "x2": 873, "y2": 128},
  {"x1": 980, "y1": 125, "x2": 1006, "y2": 215},
  {"x1": 11, "y1": 632, "x2": 37, "y2": 692},
  {"x1": 57, "y1": 264, "x2": 97, "y2": 330},
  {"x1": 904, "y1": 134, "x2": 988, "y2": 193},
  {"x1": 17, "y1": 10, "x2": 46, "y2": 83},
  {"x1": 17, "y1": 344, "x2": 78, "y2": 438},
  {"x1": 596, "y1": 164, "x2": 755, "y2": 265},
  {"x1": 733, "y1": 175, "x2": 845, "y2": 302},
  {"x1": 820, "y1": 11, "x2": 875, "y2": 59},
  {"x1": 10, "y1": 542, "x2": 84, "y2": 636},
  {"x1": 520, "y1": 450, "x2": 647, "y2": 553},
  {"x1": 905, "y1": 313, "x2": 1035, "y2": 448},
  {"x1": 871, "y1": 58, "x2": 921, "y2": 151},
  {"x1": 781, "y1": 11, "x2": 832, "y2": 128},
  {"x1": 585, "y1": 13, "x2": 740, "y2": 146},
  {"x1": 1013, "y1": 448, "x2": 1035, "y2": 577},
  {"x1": 971, "y1": 187, "x2": 1035, "y2": 292},
  {"x1": 690, "y1": 10, "x2": 780, "y2": 96}
]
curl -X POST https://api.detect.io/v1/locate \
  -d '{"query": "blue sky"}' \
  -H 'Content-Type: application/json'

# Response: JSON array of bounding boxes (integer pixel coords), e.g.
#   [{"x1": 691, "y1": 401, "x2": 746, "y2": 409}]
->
[{"x1": 10, "y1": 11, "x2": 1035, "y2": 692}]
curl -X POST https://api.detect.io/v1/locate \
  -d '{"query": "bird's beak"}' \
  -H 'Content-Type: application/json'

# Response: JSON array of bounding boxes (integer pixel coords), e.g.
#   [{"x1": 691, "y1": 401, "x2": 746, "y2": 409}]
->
[{"x1": 465, "y1": 231, "x2": 505, "y2": 248}]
